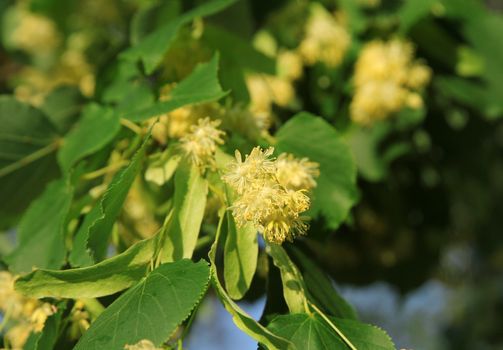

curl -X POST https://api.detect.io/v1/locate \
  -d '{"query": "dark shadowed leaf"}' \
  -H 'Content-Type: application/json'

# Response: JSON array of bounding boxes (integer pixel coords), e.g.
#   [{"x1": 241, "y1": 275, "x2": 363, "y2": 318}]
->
[
  {"x1": 6, "y1": 178, "x2": 73, "y2": 273},
  {"x1": 0, "y1": 96, "x2": 60, "y2": 226},
  {"x1": 288, "y1": 246, "x2": 357, "y2": 320},
  {"x1": 121, "y1": 0, "x2": 237, "y2": 74},
  {"x1": 268, "y1": 313, "x2": 395, "y2": 350},
  {"x1": 58, "y1": 103, "x2": 120, "y2": 172}
]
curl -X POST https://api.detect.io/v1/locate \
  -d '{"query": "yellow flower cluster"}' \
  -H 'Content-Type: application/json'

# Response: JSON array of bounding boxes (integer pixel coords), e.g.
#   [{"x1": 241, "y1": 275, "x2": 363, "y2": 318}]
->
[
  {"x1": 10, "y1": 10, "x2": 61, "y2": 55},
  {"x1": 68, "y1": 301, "x2": 91, "y2": 340},
  {"x1": 246, "y1": 74, "x2": 295, "y2": 114},
  {"x1": 275, "y1": 153, "x2": 320, "y2": 191},
  {"x1": 0, "y1": 271, "x2": 55, "y2": 348},
  {"x1": 8, "y1": 8, "x2": 95, "y2": 106},
  {"x1": 299, "y1": 4, "x2": 350, "y2": 68},
  {"x1": 151, "y1": 84, "x2": 223, "y2": 144},
  {"x1": 223, "y1": 147, "x2": 319, "y2": 244},
  {"x1": 180, "y1": 117, "x2": 225, "y2": 168},
  {"x1": 124, "y1": 339, "x2": 163, "y2": 350},
  {"x1": 221, "y1": 104, "x2": 271, "y2": 141},
  {"x1": 245, "y1": 35, "x2": 305, "y2": 127},
  {"x1": 350, "y1": 39, "x2": 432, "y2": 126}
]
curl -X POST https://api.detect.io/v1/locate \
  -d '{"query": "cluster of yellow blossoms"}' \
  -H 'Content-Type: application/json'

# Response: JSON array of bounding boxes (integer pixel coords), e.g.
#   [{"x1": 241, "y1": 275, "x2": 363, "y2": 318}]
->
[
  {"x1": 299, "y1": 4, "x2": 350, "y2": 68},
  {"x1": 350, "y1": 39, "x2": 432, "y2": 126},
  {"x1": 245, "y1": 3, "x2": 350, "y2": 122},
  {"x1": 180, "y1": 117, "x2": 225, "y2": 168},
  {"x1": 8, "y1": 6, "x2": 95, "y2": 106},
  {"x1": 223, "y1": 147, "x2": 319, "y2": 244},
  {"x1": 10, "y1": 9, "x2": 60, "y2": 55},
  {"x1": 0, "y1": 271, "x2": 55, "y2": 348}
]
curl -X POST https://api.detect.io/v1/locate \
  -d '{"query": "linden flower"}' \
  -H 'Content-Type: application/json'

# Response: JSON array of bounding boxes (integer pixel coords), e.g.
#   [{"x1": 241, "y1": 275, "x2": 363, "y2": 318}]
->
[
  {"x1": 275, "y1": 153, "x2": 320, "y2": 191},
  {"x1": 0, "y1": 271, "x2": 55, "y2": 348},
  {"x1": 69, "y1": 300, "x2": 91, "y2": 339},
  {"x1": 223, "y1": 147, "x2": 318, "y2": 244},
  {"x1": 263, "y1": 209, "x2": 309, "y2": 244},
  {"x1": 11, "y1": 10, "x2": 60, "y2": 55},
  {"x1": 350, "y1": 39, "x2": 431, "y2": 126},
  {"x1": 5, "y1": 322, "x2": 32, "y2": 349},
  {"x1": 124, "y1": 339, "x2": 163, "y2": 350},
  {"x1": 180, "y1": 117, "x2": 225, "y2": 167},
  {"x1": 0, "y1": 271, "x2": 24, "y2": 319},
  {"x1": 221, "y1": 104, "x2": 271, "y2": 141},
  {"x1": 31, "y1": 303, "x2": 56, "y2": 332},
  {"x1": 246, "y1": 74, "x2": 295, "y2": 113},
  {"x1": 277, "y1": 50, "x2": 303, "y2": 81},
  {"x1": 299, "y1": 4, "x2": 350, "y2": 68},
  {"x1": 222, "y1": 147, "x2": 276, "y2": 195}
]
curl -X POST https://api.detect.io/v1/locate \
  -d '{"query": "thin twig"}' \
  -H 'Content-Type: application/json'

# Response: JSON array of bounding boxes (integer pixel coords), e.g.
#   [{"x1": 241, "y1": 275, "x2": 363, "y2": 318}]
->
[
  {"x1": 81, "y1": 160, "x2": 129, "y2": 180},
  {"x1": 0, "y1": 141, "x2": 59, "y2": 177},
  {"x1": 120, "y1": 118, "x2": 143, "y2": 135},
  {"x1": 309, "y1": 301, "x2": 358, "y2": 350}
]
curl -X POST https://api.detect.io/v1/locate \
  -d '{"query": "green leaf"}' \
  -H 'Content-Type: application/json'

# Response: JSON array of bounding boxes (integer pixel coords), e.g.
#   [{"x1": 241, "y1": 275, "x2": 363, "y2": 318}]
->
[
  {"x1": 209, "y1": 214, "x2": 292, "y2": 350},
  {"x1": 58, "y1": 103, "x2": 120, "y2": 172},
  {"x1": 6, "y1": 178, "x2": 73, "y2": 273},
  {"x1": 121, "y1": 0, "x2": 237, "y2": 74},
  {"x1": 435, "y1": 76, "x2": 489, "y2": 112},
  {"x1": 345, "y1": 124, "x2": 391, "y2": 182},
  {"x1": 462, "y1": 13, "x2": 503, "y2": 118},
  {"x1": 223, "y1": 211, "x2": 258, "y2": 300},
  {"x1": 74, "y1": 259, "x2": 210, "y2": 350},
  {"x1": 130, "y1": 1, "x2": 181, "y2": 46},
  {"x1": 162, "y1": 160, "x2": 208, "y2": 262},
  {"x1": 114, "y1": 82, "x2": 155, "y2": 115},
  {"x1": 276, "y1": 113, "x2": 359, "y2": 229},
  {"x1": 268, "y1": 314, "x2": 396, "y2": 350},
  {"x1": 69, "y1": 133, "x2": 150, "y2": 267},
  {"x1": 398, "y1": 0, "x2": 436, "y2": 33},
  {"x1": 202, "y1": 27, "x2": 273, "y2": 74},
  {"x1": 122, "y1": 54, "x2": 227, "y2": 122},
  {"x1": 0, "y1": 96, "x2": 60, "y2": 226},
  {"x1": 267, "y1": 244, "x2": 308, "y2": 314},
  {"x1": 202, "y1": 24, "x2": 275, "y2": 102},
  {"x1": 15, "y1": 236, "x2": 157, "y2": 299},
  {"x1": 144, "y1": 151, "x2": 181, "y2": 186},
  {"x1": 337, "y1": 0, "x2": 365, "y2": 34},
  {"x1": 40, "y1": 85, "x2": 84, "y2": 134},
  {"x1": 288, "y1": 246, "x2": 357, "y2": 320}
]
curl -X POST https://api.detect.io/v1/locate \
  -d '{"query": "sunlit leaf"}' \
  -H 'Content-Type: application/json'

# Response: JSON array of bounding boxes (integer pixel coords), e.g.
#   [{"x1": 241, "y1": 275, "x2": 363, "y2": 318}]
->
[
  {"x1": 223, "y1": 211, "x2": 258, "y2": 300},
  {"x1": 276, "y1": 113, "x2": 359, "y2": 229},
  {"x1": 74, "y1": 259, "x2": 210, "y2": 350},
  {"x1": 69, "y1": 133, "x2": 150, "y2": 267},
  {"x1": 162, "y1": 159, "x2": 208, "y2": 262},
  {"x1": 15, "y1": 236, "x2": 157, "y2": 299},
  {"x1": 122, "y1": 54, "x2": 227, "y2": 122}
]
